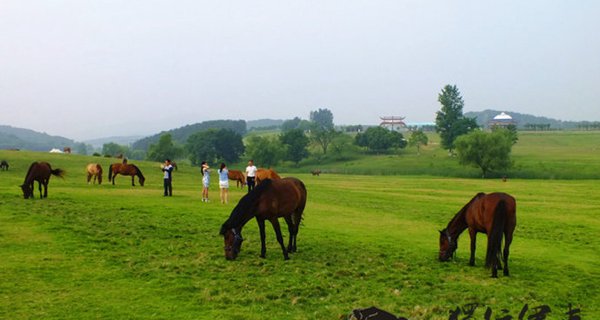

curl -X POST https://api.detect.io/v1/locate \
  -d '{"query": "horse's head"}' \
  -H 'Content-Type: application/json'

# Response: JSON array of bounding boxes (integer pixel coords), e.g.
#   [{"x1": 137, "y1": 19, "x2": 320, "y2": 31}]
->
[
  {"x1": 139, "y1": 176, "x2": 145, "y2": 186},
  {"x1": 222, "y1": 228, "x2": 244, "y2": 260},
  {"x1": 20, "y1": 184, "x2": 33, "y2": 199},
  {"x1": 438, "y1": 229, "x2": 457, "y2": 261}
]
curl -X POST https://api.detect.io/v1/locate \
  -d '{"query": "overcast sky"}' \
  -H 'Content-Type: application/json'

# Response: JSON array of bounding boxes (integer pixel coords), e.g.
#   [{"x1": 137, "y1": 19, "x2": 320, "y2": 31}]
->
[{"x1": 1, "y1": 1, "x2": 599, "y2": 141}]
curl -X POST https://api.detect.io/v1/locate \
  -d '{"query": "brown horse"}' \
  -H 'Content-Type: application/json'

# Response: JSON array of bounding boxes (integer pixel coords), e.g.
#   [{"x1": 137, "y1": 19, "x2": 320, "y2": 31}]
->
[
  {"x1": 108, "y1": 163, "x2": 145, "y2": 186},
  {"x1": 86, "y1": 163, "x2": 103, "y2": 185},
  {"x1": 228, "y1": 169, "x2": 246, "y2": 188},
  {"x1": 220, "y1": 177, "x2": 307, "y2": 260},
  {"x1": 20, "y1": 162, "x2": 65, "y2": 199},
  {"x1": 439, "y1": 192, "x2": 516, "y2": 278},
  {"x1": 255, "y1": 168, "x2": 281, "y2": 185}
]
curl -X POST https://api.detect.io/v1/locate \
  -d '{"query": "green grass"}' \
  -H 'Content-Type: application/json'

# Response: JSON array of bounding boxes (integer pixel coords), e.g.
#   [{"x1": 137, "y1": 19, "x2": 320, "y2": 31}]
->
[
  {"x1": 1, "y1": 138, "x2": 599, "y2": 319},
  {"x1": 277, "y1": 131, "x2": 600, "y2": 179}
]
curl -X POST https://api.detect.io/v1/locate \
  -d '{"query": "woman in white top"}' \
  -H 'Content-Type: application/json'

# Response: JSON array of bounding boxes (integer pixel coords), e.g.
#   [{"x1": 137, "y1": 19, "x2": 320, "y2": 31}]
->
[
  {"x1": 245, "y1": 160, "x2": 257, "y2": 193},
  {"x1": 218, "y1": 162, "x2": 229, "y2": 204}
]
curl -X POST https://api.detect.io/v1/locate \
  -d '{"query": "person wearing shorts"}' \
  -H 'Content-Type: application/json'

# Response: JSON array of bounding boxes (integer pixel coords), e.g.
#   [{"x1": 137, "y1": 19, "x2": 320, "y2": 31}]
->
[
  {"x1": 218, "y1": 162, "x2": 229, "y2": 204},
  {"x1": 201, "y1": 161, "x2": 210, "y2": 202}
]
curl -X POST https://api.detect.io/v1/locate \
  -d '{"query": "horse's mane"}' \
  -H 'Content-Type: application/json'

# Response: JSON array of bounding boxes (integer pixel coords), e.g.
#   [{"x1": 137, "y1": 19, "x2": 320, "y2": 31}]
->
[
  {"x1": 23, "y1": 162, "x2": 38, "y2": 183},
  {"x1": 446, "y1": 192, "x2": 485, "y2": 229},
  {"x1": 131, "y1": 164, "x2": 144, "y2": 179},
  {"x1": 220, "y1": 179, "x2": 274, "y2": 235}
]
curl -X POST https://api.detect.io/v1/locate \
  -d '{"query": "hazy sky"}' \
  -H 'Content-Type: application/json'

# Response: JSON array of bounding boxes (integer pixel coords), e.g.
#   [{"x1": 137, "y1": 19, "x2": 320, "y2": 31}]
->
[{"x1": 1, "y1": 1, "x2": 599, "y2": 140}]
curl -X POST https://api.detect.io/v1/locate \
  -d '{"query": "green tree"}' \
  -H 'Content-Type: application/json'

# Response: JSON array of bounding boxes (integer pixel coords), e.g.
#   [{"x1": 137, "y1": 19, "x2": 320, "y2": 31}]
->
[
  {"x1": 435, "y1": 85, "x2": 478, "y2": 153},
  {"x1": 354, "y1": 126, "x2": 406, "y2": 153},
  {"x1": 310, "y1": 128, "x2": 339, "y2": 155},
  {"x1": 455, "y1": 130, "x2": 513, "y2": 178},
  {"x1": 73, "y1": 142, "x2": 90, "y2": 155},
  {"x1": 146, "y1": 134, "x2": 183, "y2": 162},
  {"x1": 102, "y1": 142, "x2": 128, "y2": 157},
  {"x1": 310, "y1": 108, "x2": 334, "y2": 130},
  {"x1": 280, "y1": 128, "x2": 309, "y2": 165},
  {"x1": 409, "y1": 130, "x2": 429, "y2": 154},
  {"x1": 186, "y1": 129, "x2": 244, "y2": 166},
  {"x1": 244, "y1": 135, "x2": 283, "y2": 168}
]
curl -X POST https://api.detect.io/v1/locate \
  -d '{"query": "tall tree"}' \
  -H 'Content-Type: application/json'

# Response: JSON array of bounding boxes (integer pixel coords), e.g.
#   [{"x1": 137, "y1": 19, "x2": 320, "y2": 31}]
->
[
  {"x1": 310, "y1": 128, "x2": 338, "y2": 155},
  {"x1": 310, "y1": 108, "x2": 334, "y2": 130},
  {"x1": 280, "y1": 128, "x2": 309, "y2": 165},
  {"x1": 435, "y1": 85, "x2": 478, "y2": 153},
  {"x1": 455, "y1": 130, "x2": 513, "y2": 178},
  {"x1": 409, "y1": 130, "x2": 429, "y2": 155},
  {"x1": 146, "y1": 134, "x2": 183, "y2": 162},
  {"x1": 102, "y1": 142, "x2": 128, "y2": 157}
]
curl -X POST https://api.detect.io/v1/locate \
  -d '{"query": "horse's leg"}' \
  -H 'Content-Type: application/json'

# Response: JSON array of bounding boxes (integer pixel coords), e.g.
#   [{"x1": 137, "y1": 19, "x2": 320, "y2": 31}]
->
[
  {"x1": 468, "y1": 228, "x2": 477, "y2": 266},
  {"x1": 131, "y1": 175, "x2": 135, "y2": 186},
  {"x1": 256, "y1": 218, "x2": 267, "y2": 258},
  {"x1": 269, "y1": 218, "x2": 289, "y2": 260},
  {"x1": 503, "y1": 231, "x2": 513, "y2": 276},
  {"x1": 38, "y1": 181, "x2": 43, "y2": 198},
  {"x1": 112, "y1": 173, "x2": 116, "y2": 185},
  {"x1": 87, "y1": 173, "x2": 91, "y2": 184},
  {"x1": 284, "y1": 216, "x2": 295, "y2": 253}
]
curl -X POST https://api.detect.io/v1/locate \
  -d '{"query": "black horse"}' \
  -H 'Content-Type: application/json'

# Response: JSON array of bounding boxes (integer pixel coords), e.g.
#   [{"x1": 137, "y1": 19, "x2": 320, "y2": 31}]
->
[
  {"x1": 220, "y1": 177, "x2": 307, "y2": 260},
  {"x1": 0, "y1": 160, "x2": 8, "y2": 171},
  {"x1": 20, "y1": 162, "x2": 65, "y2": 199}
]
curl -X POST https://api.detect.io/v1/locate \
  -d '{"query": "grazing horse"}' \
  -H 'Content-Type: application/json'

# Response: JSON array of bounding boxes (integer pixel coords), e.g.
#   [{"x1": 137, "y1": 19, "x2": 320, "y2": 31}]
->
[
  {"x1": 20, "y1": 161, "x2": 65, "y2": 199},
  {"x1": 0, "y1": 160, "x2": 8, "y2": 171},
  {"x1": 108, "y1": 163, "x2": 145, "y2": 186},
  {"x1": 220, "y1": 177, "x2": 307, "y2": 260},
  {"x1": 86, "y1": 163, "x2": 103, "y2": 184},
  {"x1": 255, "y1": 168, "x2": 281, "y2": 185},
  {"x1": 228, "y1": 169, "x2": 246, "y2": 188},
  {"x1": 439, "y1": 192, "x2": 516, "y2": 278},
  {"x1": 311, "y1": 169, "x2": 321, "y2": 176}
]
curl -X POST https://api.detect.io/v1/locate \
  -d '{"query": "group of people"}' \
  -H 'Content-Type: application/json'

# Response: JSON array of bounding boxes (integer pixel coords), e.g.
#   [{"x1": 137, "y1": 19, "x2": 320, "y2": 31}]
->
[{"x1": 161, "y1": 159, "x2": 259, "y2": 205}]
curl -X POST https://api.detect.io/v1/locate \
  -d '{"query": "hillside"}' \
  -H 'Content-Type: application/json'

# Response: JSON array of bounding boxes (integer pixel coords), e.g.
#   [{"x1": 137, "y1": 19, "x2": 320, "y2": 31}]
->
[
  {"x1": 130, "y1": 120, "x2": 247, "y2": 151},
  {"x1": 465, "y1": 109, "x2": 585, "y2": 129},
  {"x1": 0, "y1": 125, "x2": 75, "y2": 151}
]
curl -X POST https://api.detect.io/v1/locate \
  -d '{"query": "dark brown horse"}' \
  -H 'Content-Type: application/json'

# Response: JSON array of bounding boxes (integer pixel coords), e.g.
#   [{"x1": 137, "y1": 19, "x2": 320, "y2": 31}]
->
[
  {"x1": 86, "y1": 163, "x2": 103, "y2": 184},
  {"x1": 0, "y1": 160, "x2": 8, "y2": 171},
  {"x1": 439, "y1": 192, "x2": 516, "y2": 277},
  {"x1": 255, "y1": 168, "x2": 281, "y2": 185},
  {"x1": 20, "y1": 162, "x2": 65, "y2": 199},
  {"x1": 108, "y1": 163, "x2": 145, "y2": 186},
  {"x1": 228, "y1": 169, "x2": 246, "y2": 188},
  {"x1": 220, "y1": 177, "x2": 307, "y2": 260}
]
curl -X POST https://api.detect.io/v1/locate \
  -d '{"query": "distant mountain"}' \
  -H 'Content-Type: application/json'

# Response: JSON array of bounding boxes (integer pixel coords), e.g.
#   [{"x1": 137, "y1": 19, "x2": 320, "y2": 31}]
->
[
  {"x1": 131, "y1": 120, "x2": 247, "y2": 151},
  {"x1": 0, "y1": 125, "x2": 75, "y2": 151},
  {"x1": 465, "y1": 110, "x2": 583, "y2": 129},
  {"x1": 83, "y1": 135, "x2": 145, "y2": 149}
]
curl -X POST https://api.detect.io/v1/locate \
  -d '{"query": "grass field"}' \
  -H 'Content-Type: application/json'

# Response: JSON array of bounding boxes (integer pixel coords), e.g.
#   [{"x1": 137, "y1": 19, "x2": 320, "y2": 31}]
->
[
  {"x1": 280, "y1": 131, "x2": 600, "y2": 179},
  {"x1": 0, "y1": 143, "x2": 599, "y2": 319}
]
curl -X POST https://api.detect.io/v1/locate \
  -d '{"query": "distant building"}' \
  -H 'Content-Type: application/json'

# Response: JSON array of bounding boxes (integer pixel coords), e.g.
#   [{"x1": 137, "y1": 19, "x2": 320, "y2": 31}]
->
[
  {"x1": 380, "y1": 116, "x2": 406, "y2": 131},
  {"x1": 488, "y1": 112, "x2": 516, "y2": 128}
]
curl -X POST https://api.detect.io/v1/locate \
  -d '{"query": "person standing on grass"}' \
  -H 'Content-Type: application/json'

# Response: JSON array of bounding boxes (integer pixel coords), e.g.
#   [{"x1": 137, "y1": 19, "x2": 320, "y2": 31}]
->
[
  {"x1": 218, "y1": 162, "x2": 229, "y2": 204},
  {"x1": 201, "y1": 161, "x2": 210, "y2": 202},
  {"x1": 162, "y1": 159, "x2": 174, "y2": 196},
  {"x1": 245, "y1": 159, "x2": 257, "y2": 193}
]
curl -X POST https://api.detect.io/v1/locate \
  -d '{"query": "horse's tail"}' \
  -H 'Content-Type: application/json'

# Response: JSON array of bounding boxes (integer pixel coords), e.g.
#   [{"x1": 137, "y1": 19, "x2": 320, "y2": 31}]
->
[
  {"x1": 108, "y1": 164, "x2": 113, "y2": 182},
  {"x1": 293, "y1": 179, "x2": 307, "y2": 226},
  {"x1": 51, "y1": 168, "x2": 66, "y2": 178},
  {"x1": 486, "y1": 199, "x2": 507, "y2": 269}
]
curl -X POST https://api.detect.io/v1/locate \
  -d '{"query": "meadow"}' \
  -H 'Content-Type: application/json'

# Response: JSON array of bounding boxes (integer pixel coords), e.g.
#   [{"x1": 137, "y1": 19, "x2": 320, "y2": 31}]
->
[{"x1": 0, "y1": 133, "x2": 599, "y2": 319}]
